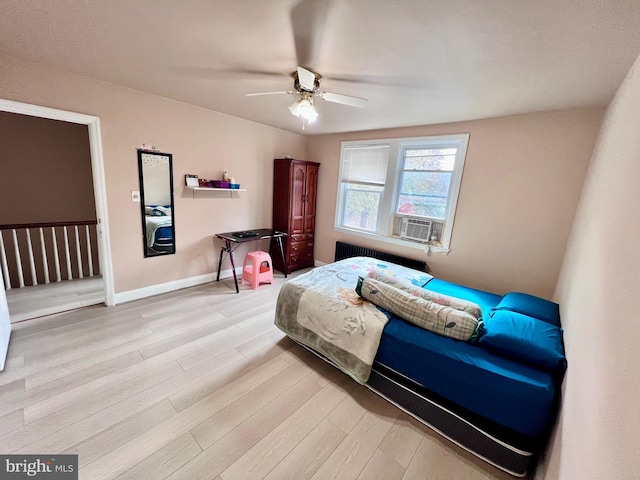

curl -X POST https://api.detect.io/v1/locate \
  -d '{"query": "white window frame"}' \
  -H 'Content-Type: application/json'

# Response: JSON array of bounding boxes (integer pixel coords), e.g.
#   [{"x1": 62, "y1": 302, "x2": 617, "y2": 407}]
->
[
  {"x1": 335, "y1": 142, "x2": 390, "y2": 235},
  {"x1": 334, "y1": 134, "x2": 469, "y2": 254}
]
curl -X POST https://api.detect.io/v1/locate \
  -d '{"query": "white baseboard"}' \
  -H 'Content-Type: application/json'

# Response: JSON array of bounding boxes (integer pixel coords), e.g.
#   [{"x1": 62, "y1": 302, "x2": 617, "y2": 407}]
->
[
  {"x1": 314, "y1": 259, "x2": 328, "y2": 267},
  {"x1": 114, "y1": 267, "x2": 243, "y2": 304}
]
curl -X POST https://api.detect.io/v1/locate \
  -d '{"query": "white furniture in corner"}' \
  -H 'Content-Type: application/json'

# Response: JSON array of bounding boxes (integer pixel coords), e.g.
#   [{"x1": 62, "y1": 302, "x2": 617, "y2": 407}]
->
[{"x1": 0, "y1": 269, "x2": 11, "y2": 371}]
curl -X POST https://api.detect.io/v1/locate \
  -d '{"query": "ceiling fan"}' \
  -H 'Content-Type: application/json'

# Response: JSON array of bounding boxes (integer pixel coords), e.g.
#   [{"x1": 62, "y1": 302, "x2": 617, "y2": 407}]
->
[{"x1": 245, "y1": 67, "x2": 367, "y2": 127}]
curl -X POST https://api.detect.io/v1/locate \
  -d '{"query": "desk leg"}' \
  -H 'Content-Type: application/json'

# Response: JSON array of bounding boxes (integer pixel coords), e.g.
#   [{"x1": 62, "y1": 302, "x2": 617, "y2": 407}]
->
[
  {"x1": 276, "y1": 236, "x2": 287, "y2": 278},
  {"x1": 228, "y1": 241, "x2": 240, "y2": 293},
  {"x1": 216, "y1": 246, "x2": 224, "y2": 282},
  {"x1": 217, "y1": 240, "x2": 240, "y2": 293}
]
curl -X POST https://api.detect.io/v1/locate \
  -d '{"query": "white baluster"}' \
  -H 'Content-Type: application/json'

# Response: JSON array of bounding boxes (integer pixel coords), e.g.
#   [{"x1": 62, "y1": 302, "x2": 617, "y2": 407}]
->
[
  {"x1": 39, "y1": 227, "x2": 50, "y2": 284},
  {"x1": 75, "y1": 225, "x2": 83, "y2": 279},
  {"x1": 52, "y1": 227, "x2": 61, "y2": 282},
  {"x1": 85, "y1": 225, "x2": 94, "y2": 277},
  {"x1": 26, "y1": 229, "x2": 38, "y2": 286},
  {"x1": 12, "y1": 229, "x2": 24, "y2": 288},
  {"x1": 0, "y1": 231, "x2": 11, "y2": 290},
  {"x1": 63, "y1": 226, "x2": 72, "y2": 281}
]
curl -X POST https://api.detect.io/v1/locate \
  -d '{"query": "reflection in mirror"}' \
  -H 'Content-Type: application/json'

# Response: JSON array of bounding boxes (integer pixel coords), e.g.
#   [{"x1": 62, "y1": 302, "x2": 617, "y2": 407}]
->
[{"x1": 137, "y1": 150, "x2": 175, "y2": 257}]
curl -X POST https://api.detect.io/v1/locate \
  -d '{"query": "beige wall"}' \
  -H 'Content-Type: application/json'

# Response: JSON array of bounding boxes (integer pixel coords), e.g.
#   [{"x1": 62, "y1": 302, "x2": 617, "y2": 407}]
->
[
  {"x1": 540, "y1": 56, "x2": 640, "y2": 479},
  {"x1": 0, "y1": 50, "x2": 605, "y2": 301},
  {"x1": 0, "y1": 52, "x2": 306, "y2": 293},
  {"x1": 0, "y1": 111, "x2": 95, "y2": 224},
  {"x1": 307, "y1": 109, "x2": 603, "y2": 298}
]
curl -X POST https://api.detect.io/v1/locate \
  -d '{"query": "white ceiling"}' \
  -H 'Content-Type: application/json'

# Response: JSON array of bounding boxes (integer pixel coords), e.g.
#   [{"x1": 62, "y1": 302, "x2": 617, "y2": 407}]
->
[{"x1": 2, "y1": 0, "x2": 640, "y2": 135}]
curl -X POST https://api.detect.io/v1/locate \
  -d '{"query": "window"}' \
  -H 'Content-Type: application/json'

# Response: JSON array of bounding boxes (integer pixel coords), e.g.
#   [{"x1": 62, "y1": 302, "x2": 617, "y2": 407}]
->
[
  {"x1": 337, "y1": 144, "x2": 389, "y2": 233},
  {"x1": 335, "y1": 134, "x2": 469, "y2": 253}
]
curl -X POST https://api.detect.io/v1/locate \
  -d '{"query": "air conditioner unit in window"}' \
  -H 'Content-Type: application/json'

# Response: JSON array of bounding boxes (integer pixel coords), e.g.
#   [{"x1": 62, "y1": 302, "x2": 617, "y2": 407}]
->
[{"x1": 399, "y1": 217, "x2": 432, "y2": 243}]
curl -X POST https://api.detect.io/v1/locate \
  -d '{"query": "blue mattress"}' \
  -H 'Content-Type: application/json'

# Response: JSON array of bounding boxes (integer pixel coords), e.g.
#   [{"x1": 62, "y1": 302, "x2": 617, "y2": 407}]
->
[
  {"x1": 154, "y1": 226, "x2": 174, "y2": 245},
  {"x1": 374, "y1": 279, "x2": 557, "y2": 439}
]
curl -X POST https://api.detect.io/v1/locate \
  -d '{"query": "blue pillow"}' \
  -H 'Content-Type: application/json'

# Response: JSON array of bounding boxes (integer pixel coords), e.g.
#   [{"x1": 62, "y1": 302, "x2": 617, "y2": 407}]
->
[
  {"x1": 492, "y1": 292, "x2": 560, "y2": 326},
  {"x1": 479, "y1": 310, "x2": 566, "y2": 374}
]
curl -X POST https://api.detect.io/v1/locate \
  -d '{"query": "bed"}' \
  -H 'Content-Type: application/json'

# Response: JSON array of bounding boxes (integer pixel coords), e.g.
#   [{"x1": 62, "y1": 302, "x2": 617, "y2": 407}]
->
[
  {"x1": 144, "y1": 205, "x2": 173, "y2": 252},
  {"x1": 274, "y1": 254, "x2": 566, "y2": 477}
]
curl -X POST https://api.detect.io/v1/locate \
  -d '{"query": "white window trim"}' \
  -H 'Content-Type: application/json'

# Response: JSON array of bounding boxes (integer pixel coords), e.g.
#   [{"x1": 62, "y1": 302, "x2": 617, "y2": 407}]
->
[{"x1": 334, "y1": 134, "x2": 469, "y2": 255}]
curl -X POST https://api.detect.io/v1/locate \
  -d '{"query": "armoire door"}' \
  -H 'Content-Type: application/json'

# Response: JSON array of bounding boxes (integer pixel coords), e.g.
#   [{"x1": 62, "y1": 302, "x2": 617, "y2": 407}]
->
[
  {"x1": 290, "y1": 162, "x2": 306, "y2": 234},
  {"x1": 303, "y1": 164, "x2": 319, "y2": 233}
]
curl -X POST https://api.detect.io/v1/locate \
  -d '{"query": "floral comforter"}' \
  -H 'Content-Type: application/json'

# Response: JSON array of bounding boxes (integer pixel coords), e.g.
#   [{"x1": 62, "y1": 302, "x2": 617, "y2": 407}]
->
[{"x1": 274, "y1": 257, "x2": 433, "y2": 383}]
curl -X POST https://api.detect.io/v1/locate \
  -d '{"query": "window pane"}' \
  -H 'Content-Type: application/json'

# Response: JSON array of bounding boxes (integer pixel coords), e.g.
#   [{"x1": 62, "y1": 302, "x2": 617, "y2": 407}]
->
[
  {"x1": 400, "y1": 171, "x2": 451, "y2": 197},
  {"x1": 404, "y1": 148, "x2": 456, "y2": 171},
  {"x1": 341, "y1": 145, "x2": 389, "y2": 184},
  {"x1": 342, "y1": 184, "x2": 383, "y2": 232},
  {"x1": 397, "y1": 171, "x2": 451, "y2": 219},
  {"x1": 397, "y1": 194, "x2": 447, "y2": 218}
]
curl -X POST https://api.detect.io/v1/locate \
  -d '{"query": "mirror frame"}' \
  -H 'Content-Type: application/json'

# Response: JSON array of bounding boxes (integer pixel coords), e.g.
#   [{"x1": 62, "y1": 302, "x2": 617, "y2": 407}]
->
[{"x1": 137, "y1": 150, "x2": 176, "y2": 258}]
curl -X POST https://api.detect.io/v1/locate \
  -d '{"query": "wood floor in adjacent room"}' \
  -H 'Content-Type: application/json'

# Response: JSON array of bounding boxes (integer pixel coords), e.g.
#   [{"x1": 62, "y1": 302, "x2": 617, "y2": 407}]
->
[
  {"x1": 6, "y1": 276, "x2": 105, "y2": 323},
  {"x1": 0, "y1": 270, "x2": 520, "y2": 480}
]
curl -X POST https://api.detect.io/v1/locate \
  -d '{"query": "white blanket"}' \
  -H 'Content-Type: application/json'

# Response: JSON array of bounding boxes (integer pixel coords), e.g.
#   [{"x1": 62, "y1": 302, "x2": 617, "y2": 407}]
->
[{"x1": 274, "y1": 257, "x2": 433, "y2": 383}]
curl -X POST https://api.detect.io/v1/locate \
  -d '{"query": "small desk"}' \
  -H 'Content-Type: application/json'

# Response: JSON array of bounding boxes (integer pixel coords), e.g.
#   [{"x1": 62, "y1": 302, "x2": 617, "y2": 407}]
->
[{"x1": 215, "y1": 228, "x2": 287, "y2": 293}]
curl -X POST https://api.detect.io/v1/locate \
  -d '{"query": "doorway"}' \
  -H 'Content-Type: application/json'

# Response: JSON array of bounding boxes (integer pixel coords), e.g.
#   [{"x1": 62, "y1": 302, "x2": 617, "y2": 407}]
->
[{"x1": 0, "y1": 99, "x2": 115, "y2": 324}]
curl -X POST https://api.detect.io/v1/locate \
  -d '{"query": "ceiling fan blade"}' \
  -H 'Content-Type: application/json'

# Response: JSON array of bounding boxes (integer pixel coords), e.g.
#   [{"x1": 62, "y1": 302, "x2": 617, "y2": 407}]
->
[
  {"x1": 318, "y1": 92, "x2": 367, "y2": 108},
  {"x1": 245, "y1": 91, "x2": 295, "y2": 97},
  {"x1": 323, "y1": 73, "x2": 425, "y2": 90},
  {"x1": 290, "y1": 0, "x2": 333, "y2": 67},
  {"x1": 297, "y1": 66, "x2": 317, "y2": 91},
  {"x1": 176, "y1": 66, "x2": 288, "y2": 80}
]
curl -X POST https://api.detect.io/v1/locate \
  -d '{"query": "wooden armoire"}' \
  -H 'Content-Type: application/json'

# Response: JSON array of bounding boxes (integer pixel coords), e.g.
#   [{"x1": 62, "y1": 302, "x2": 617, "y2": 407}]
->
[{"x1": 272, "y1": 158, "x2": 320, "y2": 274}]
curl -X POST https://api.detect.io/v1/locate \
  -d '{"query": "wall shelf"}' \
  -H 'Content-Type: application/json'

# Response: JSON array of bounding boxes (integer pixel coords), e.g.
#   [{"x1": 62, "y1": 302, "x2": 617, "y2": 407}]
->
[
  {"x1": 186, "y1": 186, "x2": 246, "y2": 198},
  {"x1": 187, "y1": 186, "x2": 246, "y2": 192}
]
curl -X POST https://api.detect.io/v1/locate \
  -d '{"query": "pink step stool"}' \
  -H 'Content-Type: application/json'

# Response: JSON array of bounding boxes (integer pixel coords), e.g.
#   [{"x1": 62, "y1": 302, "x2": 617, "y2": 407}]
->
[{"x1": 241, "y1": 251, "x2": 274, "y2": 289}]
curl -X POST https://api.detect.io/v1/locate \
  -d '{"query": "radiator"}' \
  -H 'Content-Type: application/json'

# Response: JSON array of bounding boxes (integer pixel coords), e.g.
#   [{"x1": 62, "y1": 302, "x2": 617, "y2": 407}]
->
[{"x1": 334, "y1": 241, "x2": 429, "y2": 273}]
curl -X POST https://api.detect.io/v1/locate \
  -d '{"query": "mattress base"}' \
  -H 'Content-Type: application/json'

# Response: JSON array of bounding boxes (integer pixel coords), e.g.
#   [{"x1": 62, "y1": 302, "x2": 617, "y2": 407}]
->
[
  {"x1": 367, "y1": 365, "x2": 532, "y2": 477},
  {"x1": 292, "y1": 338, "x2": 534, "y2": 478}
]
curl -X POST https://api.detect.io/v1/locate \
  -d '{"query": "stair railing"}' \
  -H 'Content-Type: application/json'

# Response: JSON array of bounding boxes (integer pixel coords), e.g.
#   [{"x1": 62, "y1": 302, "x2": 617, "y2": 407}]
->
[{"x1": 0, "y1": 220, "x2": 100, "y2": 289}]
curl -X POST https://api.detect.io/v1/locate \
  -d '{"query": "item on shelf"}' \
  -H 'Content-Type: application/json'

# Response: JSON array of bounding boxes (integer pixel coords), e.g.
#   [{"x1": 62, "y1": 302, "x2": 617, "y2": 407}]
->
[
  {"x1": 229, "y1": 183, "x2": 241, "y2": 189},
  {"x1": 198, "y1": 178, "x2": 208, "y2": 187},
  {"x1": 211, "y1": 180, "x2": 230, "y2": 188},
  {"x1": 185, "y1": 174, "x2": 199, "y2": 187},
  {"x1": 223, "y1": 171, "x2": 231, "y2": 182}
]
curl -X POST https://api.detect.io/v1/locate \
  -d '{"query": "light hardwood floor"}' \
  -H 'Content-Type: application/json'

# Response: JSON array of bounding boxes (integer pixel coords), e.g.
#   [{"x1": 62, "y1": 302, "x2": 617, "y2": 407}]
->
[
  {"x1": 1, "y1": 271, "x2": 525, "y2": 480},
  {"x1": 6, "y1": 276, "x2": 104, "y2": 323}
]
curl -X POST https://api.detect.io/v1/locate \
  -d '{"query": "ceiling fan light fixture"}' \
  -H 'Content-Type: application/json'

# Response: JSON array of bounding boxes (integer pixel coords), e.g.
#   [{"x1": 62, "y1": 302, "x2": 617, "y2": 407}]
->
[
  {"x1": 289, "y1": 93, "x2": 318, "y2": 123},
  {"x1": 245, "y1": 66, "x2": 366, "y2": 128}
]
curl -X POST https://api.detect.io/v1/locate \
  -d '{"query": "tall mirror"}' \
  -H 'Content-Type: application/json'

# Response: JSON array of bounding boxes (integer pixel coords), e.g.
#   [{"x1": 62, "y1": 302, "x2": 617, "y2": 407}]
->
[{"x1": 137, "y1": 150, "x2": 176, "y2": 257}]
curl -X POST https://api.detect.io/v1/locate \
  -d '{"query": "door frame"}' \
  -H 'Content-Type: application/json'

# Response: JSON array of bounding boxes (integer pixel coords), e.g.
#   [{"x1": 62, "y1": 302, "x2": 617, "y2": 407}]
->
[{"x1": 0, "y1": 98, "x2": 115, "y2": 306}]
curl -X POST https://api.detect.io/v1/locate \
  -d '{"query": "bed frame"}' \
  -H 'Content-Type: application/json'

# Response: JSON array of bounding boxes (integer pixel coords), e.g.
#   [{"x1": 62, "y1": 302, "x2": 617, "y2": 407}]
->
[{"x1": 324, "y1": 241, "x2": 540, "y2": 477}]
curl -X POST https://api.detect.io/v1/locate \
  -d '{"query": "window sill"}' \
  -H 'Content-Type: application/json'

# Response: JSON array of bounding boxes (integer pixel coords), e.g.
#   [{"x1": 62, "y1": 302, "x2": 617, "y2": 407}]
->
[{"x1": 333, "y1": 226, "x2": 450, "y2": 255}]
